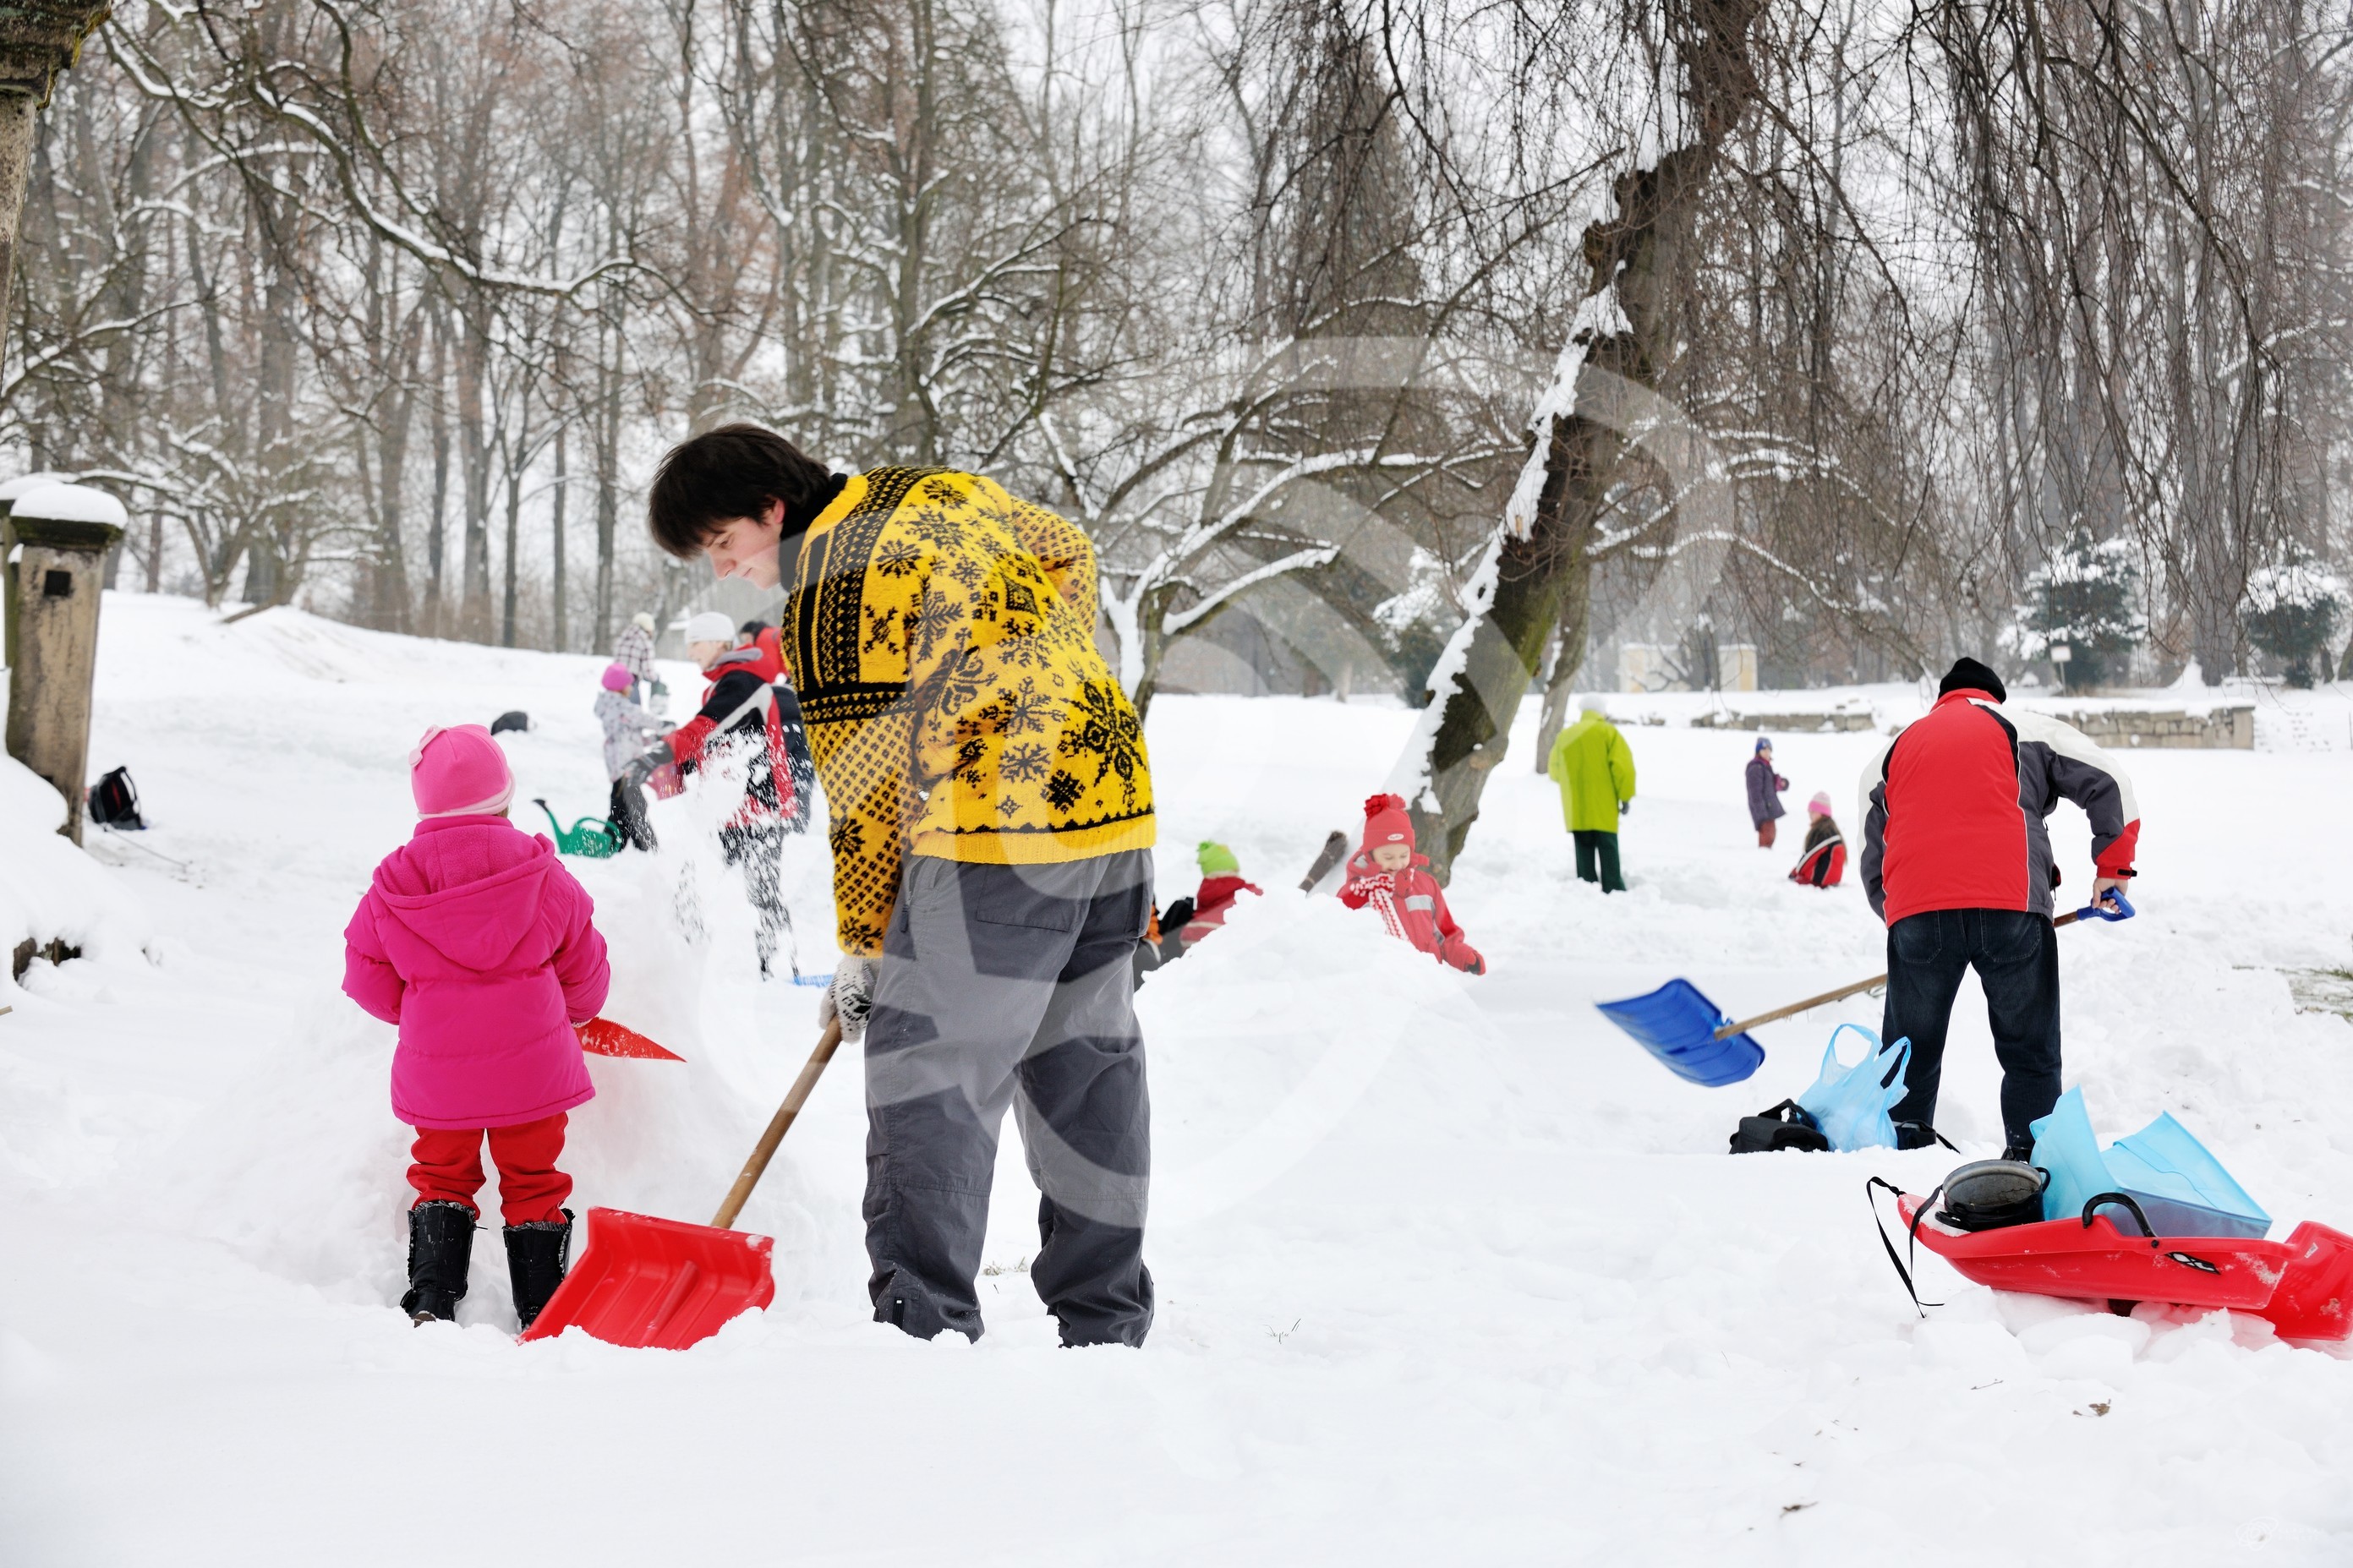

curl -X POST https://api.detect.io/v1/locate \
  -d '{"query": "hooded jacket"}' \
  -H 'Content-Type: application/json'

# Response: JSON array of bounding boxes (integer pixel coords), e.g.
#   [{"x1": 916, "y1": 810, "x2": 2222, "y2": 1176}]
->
[
  {"x1": 342, "y1": 816, "x2": 610, "y2": 1129},
  {"x1": 1547, "y1": 713, "x2": 1636, "y2": 833}
]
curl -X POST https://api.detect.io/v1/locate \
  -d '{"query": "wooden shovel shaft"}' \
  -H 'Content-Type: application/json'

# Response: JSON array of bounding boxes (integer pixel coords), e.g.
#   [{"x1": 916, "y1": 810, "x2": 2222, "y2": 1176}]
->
[
  {"x1": 1713, "y1": 910, "x2": 2083, "y2": 1040},
  {"x1": 711, "y1": 1017, "x2": 845, "y2": 1230}
]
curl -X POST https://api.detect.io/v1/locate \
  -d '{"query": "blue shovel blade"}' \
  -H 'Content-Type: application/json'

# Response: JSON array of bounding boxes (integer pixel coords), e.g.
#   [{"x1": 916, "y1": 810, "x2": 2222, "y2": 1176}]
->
[{"x1": 1595, "y1": 979, "x2": 1766, "y2": 1087}]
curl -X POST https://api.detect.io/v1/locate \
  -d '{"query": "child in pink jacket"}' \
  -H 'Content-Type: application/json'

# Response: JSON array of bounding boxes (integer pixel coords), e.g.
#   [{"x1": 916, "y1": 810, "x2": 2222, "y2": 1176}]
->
[
  {"x1": 1338, "y1": 794, "x2": 1484, "y2": 974},
  {"x1": 343, "y1": 724, "x2": 610, "y2": 1329}
]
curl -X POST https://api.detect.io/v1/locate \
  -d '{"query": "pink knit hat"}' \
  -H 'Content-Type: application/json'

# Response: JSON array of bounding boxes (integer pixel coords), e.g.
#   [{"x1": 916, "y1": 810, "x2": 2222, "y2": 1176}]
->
[
  {"x1": 409, "y1": 724, "x2": 514, "y2": 817},
  {"x1": 600, "y1": 662, "x2": 633, "y2": 692},
  {"x1": 1808, "y1": 790, "x2": 1833, "y2": 817}
]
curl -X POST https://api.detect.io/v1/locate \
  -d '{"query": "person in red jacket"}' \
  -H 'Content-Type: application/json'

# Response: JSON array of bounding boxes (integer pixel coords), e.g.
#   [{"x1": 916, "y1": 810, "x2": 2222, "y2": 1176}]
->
[
  {"x1": 627, "y1": 609, "x2": 815, "y2": 979},
  {"x1": 1175, "y1": 841, "x2": 1260, "y2": 946},
  {"x1": 1860, "y1": 658, "x2": 2139, "y2": 1155},
  {"x1": 1789, "y1": 791, "x2": 1845, "y2": 888},
  {"x1": 1338, "y1": 794, "x2": 1484, "y2": 974}
]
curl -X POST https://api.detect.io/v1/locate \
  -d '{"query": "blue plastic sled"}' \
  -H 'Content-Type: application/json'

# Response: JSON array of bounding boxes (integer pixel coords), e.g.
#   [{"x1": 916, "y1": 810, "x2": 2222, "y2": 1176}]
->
[
  {"x1": 2031, "y1": 1086, "x2": 2271, "y2": 1239},
  {"x1": 1594, "y1": 980, "x2": 1765, "y2": 1087}
]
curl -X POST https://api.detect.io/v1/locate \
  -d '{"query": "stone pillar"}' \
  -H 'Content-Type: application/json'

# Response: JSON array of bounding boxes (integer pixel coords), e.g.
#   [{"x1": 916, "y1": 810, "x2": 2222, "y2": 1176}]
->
[
  {"x1": 5, "y1": 484, "x2": 125, "y2": 843},
  {"x1": 0, "y1": 467, "x2": 68, "y2": 676}
]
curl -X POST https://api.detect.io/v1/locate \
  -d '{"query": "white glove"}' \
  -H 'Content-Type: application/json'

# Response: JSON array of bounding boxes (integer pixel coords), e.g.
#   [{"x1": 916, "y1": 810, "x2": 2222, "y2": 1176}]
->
[{"x1": 819, "y1": 953, "x2": 878, "y2": 1041}]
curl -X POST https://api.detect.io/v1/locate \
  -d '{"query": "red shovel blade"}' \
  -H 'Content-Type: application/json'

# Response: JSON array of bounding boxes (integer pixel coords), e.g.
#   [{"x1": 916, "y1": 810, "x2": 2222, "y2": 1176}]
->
[
  {"x1": 519, "y1": 1207, "x2": 774, "y2": 1348},
  {"x1": 577, "y1": 1018, "x2": 684, "y2": 1062}
]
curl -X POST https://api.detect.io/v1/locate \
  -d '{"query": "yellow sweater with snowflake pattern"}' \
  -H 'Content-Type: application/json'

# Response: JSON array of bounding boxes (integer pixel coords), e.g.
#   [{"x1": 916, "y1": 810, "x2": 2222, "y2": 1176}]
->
[{"x1": 780, "y1": 467, "x2": 1156, "y2": 955}]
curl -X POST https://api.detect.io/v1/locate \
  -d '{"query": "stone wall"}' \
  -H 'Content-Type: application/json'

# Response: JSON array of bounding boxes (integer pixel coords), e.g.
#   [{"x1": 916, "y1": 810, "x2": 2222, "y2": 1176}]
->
[{"x1": 2022, "y1": 703, "x2": 2254, "y2": 750}]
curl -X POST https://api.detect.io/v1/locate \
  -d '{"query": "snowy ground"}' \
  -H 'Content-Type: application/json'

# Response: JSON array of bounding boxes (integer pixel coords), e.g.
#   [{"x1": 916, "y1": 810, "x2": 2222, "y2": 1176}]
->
[{"x1": 4, "y1": 595, "x2": 2352, "y2": 1565}]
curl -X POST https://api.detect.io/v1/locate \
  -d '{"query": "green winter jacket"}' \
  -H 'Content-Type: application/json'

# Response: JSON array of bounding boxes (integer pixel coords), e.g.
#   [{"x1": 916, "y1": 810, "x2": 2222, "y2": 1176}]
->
[{"x1": 1547, "y1": 713, "x2": 1637, "y2": 833}]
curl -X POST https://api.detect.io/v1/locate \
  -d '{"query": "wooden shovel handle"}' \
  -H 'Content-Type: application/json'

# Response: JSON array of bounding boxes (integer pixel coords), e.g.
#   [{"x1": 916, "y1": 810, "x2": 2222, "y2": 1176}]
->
[
  {"x1": 711, "y1": 1017, "x2": 845, "y2": 1230},
  {"x1": 1713, "y1": 910, "x2": 2083, "y2": 1040}
]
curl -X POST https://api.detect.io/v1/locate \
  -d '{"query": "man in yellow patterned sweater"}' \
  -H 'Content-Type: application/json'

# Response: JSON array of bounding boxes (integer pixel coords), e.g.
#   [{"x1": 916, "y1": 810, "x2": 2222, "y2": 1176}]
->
[{"x1": 648, "y1": 423, "x2": 1156, "y2": 1347}]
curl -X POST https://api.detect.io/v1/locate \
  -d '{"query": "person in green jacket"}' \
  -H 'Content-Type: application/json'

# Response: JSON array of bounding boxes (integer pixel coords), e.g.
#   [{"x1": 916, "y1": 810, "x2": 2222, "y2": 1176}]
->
[{"x1": 1546, "y1": 695, "x2": 1637, "y2": 893}]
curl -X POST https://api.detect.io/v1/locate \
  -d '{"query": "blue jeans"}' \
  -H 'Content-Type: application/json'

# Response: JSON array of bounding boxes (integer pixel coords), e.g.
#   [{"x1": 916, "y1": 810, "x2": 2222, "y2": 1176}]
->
[{"x1": 1880, "y1": 908, "x2": 2061, "y2": 1149}]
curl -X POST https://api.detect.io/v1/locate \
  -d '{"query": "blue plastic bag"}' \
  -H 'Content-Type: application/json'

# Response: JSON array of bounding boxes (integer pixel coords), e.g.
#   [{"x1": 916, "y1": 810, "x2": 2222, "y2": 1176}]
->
[
  {"x1": 1793, "y1": 1024, "x2": 1910, "y2": 1152},
  {"x1": 2029, "y1": 1088, "x2": 2272, "y2": 1238}
]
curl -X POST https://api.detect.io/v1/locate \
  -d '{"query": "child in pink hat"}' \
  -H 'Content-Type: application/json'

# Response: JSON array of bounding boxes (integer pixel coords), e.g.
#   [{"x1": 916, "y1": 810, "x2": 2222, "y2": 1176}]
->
[
  {"x1": 342, "y1": 725, "x2": 610, "y2": 1330},
  {"x1": 596, "y1": 664, "x2": 672, "y2": 850},
  {"x1": 1791, "y1": 790, "x2": 1845, "y2": 888}
]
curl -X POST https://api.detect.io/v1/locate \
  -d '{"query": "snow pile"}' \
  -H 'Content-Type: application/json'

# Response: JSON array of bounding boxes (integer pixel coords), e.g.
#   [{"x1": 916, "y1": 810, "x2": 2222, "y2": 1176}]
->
[
  {"x1": 3, "y1": 594, "x2": 2353, "y2": 1566},
  {"x1": 0, "y1": 753, "x2": 150, "y2": 1003}
]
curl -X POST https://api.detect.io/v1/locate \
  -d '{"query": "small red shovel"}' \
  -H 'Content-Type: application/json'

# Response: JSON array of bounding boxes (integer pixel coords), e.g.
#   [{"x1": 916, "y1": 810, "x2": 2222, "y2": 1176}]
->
[
  {"x1": 577, "y1": 1017, "x2": 684, "y2": 1062},
  {"x1": 522, "y1": 1019, "x2": 844, "y2": 1349}
]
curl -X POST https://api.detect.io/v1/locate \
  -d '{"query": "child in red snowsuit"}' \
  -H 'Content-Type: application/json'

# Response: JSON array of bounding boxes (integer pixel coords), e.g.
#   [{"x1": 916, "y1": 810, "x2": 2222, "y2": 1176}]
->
[
  {"x1": 342, "y1": 724, "x2": 611, "y2": 1330},
  {"x1": 1338, "y1": 794, "x2": 1484, "y2": 974}
]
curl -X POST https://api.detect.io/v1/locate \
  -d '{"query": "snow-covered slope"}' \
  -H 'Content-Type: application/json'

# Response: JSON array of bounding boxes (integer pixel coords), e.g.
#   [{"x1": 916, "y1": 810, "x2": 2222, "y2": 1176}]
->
[{"x1": 3, "y1": 594, "x2": 2351, "y2": 1565}]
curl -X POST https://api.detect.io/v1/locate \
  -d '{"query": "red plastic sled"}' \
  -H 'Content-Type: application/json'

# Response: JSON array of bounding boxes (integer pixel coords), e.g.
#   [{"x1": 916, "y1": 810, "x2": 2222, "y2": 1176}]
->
[
  {"x1": 576, "y1": 1018, "x2": 683, "y2": 1062},
  {"x1": 517, "y1": 1208, "x2": 774, "y2": 1348},
  {"x1": 1896, "y1": 1194, "x2": 2353, "y2": 1341}
]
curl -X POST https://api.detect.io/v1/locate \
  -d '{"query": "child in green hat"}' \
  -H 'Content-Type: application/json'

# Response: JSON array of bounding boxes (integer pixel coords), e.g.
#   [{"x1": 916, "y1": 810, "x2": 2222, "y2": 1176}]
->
[{"x1": 1160, "y1": 840, "x2": 1261, "y2": 953}]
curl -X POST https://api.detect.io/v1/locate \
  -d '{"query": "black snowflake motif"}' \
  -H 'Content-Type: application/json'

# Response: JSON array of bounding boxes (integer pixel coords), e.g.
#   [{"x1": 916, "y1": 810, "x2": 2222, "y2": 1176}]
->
[
  {"x1": 1053, "y1": 680, "x2": 1146, "y2": 806},
  {"x1": 874, "y1": 539, "x2": 924, "y2": 578},
  {"x1": 983, "y1": 676, "x2": 1056, "y2": 737},
  {"x1": 906, "y1": 506, "x2": 966, "y2": 551},
  {"x1": 955, "y1": 736, "x2": 988, "y2": 785},
  {"x1": 996, "y1": 795, "x2": 1024, "y2": 819},
  {"x1": 913, "y1": 588, "x2": 959, "y2": 662},
  {"x1": 1001, "y1": 741, "x2": 1050, "y2": 783},
  {"x1": 840, "y1": 919, "x2": 886, "y2": 953},
  {"x1": 863, "y1": 604, "x2": 902, "y2": 655},
  {"x1": 946, "y1": 555, "x2": 987, "y2": 591},
  {"x1": 829, "y1": 816, "x2": 866, "y2": 860},
  {"x1": 921, "y1": 478, "x2": 964, "y2": 507},
  {"x1": 1044, "y1": 769, "x2": 1086, "y2": 813}
]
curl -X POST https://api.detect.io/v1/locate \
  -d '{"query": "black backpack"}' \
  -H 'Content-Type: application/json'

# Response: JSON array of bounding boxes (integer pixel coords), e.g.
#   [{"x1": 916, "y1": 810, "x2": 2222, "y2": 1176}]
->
[
  {"x1": 1729, "y1": 1099, "x2": 1830, "y2": 1155},
  {"x1": 86, "y1": 766, "x2": 144, "y2": 829}
]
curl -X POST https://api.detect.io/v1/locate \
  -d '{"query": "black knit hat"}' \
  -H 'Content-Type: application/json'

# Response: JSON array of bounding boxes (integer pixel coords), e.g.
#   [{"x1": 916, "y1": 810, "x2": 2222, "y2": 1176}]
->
[{"x1": 1939, "y1": 657, "x2": 2007, "y2": 703}]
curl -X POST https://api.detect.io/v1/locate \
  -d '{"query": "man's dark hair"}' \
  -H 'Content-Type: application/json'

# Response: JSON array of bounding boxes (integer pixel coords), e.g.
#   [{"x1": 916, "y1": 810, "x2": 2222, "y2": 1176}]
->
[
  {"x1": 1938, "y1": 657, "x2": 2007, "y2": 704},
  {"x1": 738, "y1": 619, "x2": 769, "y2": 643},
  {"x1": 646, "y1": 423, "x2": 840, "y2": 560}
]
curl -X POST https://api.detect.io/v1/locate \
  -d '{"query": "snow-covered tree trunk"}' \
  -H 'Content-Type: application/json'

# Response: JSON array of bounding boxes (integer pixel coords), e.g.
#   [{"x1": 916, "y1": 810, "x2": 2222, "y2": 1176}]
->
[{"x1": 1389, "y1": 0, "x2": 1767, "y2": 880}]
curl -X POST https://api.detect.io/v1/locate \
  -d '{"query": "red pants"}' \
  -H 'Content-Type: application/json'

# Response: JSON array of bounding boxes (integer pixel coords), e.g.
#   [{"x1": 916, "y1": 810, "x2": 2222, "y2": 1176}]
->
[
  {"x1": 1757, "y1": 819, "x2": 1778, "y2": 849},
  {"x1": 407, "y1": 1113, "x2": 571, "y2": 1227}
]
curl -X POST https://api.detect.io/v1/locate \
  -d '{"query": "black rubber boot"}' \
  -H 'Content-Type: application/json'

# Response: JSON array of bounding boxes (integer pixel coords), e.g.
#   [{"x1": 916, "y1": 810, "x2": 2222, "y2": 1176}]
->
[
  {"x1": 504, "y1": 1209, "x2": 574, "y2": 1331},
  {"x1": 401, "y1": 1201, "x2": 476, "y2": 1324}
]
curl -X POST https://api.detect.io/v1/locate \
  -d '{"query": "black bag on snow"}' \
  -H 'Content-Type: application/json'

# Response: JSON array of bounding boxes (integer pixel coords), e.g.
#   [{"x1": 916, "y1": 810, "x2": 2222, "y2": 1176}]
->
[
  {"x1": 86, "y1": 766, "x2": 144, "y2": 829},
  {"x1": 1729, "y1": 1099, "x2": 1830, "y2": 1155},
  {"x1": 490, "y1": 710, "x2": 531, "y2": 735}
]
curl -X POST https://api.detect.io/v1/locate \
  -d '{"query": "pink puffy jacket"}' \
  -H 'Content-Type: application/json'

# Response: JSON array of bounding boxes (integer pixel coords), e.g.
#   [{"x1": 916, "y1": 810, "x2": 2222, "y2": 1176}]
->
[{"x1": 342, "y1": 815, "x2": 610, "y2": 1130}]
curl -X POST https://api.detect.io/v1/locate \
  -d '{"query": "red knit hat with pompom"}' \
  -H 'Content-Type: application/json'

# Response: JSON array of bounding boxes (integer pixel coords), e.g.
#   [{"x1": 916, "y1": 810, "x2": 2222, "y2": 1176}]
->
[{"x1": 1359, "y1": 792, "x2": 1414, "y2": 856}]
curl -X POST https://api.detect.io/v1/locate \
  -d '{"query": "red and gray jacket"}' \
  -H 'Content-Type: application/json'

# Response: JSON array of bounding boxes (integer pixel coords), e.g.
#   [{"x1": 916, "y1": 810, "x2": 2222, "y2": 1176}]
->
[
  {"x1": 1858, "y1": 691, "x2": 2139, "y2": 926},
  {"x1": 1338, "y1": 850, "x2": 1485, "y2": 974},
  {"x1": 665, "y1": 645, "x2": 814, "y2": 831}
]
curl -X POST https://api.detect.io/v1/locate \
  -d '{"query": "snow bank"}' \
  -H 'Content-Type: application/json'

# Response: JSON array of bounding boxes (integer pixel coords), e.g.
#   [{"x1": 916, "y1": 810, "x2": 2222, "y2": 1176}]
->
[
  {"x1": 4, "y1": 598, "x2": 2353, "y2": 1567},
  {"x1": 0, "y1": 753, "x2": 150, "y2": 1004}
]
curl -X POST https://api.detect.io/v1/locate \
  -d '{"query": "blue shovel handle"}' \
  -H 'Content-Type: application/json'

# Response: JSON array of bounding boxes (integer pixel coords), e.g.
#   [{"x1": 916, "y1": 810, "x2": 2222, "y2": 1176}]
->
[{"x1": 2071, "y1": 889, "x2": 2135, "y2": 922}]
